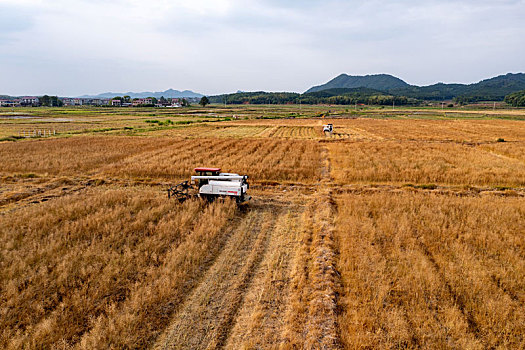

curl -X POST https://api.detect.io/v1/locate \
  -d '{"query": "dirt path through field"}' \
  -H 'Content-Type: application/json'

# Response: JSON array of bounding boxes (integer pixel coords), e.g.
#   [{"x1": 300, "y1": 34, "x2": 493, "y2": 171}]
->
[
  {"x1": 224, "y1": 204, "x2": 304, "y2": 348},
  {"x1": 154, "y1": 199, "x2": 288, "y2": 349}
]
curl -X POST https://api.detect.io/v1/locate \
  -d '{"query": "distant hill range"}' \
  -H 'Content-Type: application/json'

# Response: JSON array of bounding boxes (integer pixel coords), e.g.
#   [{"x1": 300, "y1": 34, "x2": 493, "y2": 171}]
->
[
  {"x1": 78, "y1": 89, "x2": 203, "y2": 99},
  {"x1": 306, "y1": 74, "x2": 409, "y2": 93},
  {"x1": 306, "y1": 73, "x2": 525, "y2": 101}
]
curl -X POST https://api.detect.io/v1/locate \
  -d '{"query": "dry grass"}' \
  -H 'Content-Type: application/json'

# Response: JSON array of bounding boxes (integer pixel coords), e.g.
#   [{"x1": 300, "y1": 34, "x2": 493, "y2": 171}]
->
[
  {"x1": 150, "y1": 124, "x2": 322, "y2": 139},
  {"x1": 0, "y1": 137, "x2": 176, "y2": 176},
  {"x1": 335, "y1": 192, "x2": 525, "y2": 349},
  {"x1": 331, "y1": 118, "x2": 525, "y2": 142},
  {"x1": 104, "y1": 137, "x2": 322, "y2": 183},
  {"x1": 328, "y1": 141, "x2": 525, "y2": 186},
  {"x1": 0, "y1": 136, "x2": 322, "y2": 183},
  {"x1": 282, "y1": 190, "x2": 339, "y2": 349},
  {"x1": 147, "y1": 124, "x2": 271, "y2": 138},
  {"x1": 2, "y1": 111, "x2": 525, "y2": 349},
  {"x1": 0, "y1": 187, "x2": 237, "y2": 349}
]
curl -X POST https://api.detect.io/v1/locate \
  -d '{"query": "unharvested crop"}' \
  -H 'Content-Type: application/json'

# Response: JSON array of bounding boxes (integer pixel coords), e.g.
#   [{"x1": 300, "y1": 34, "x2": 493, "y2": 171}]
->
[
  {"x1": 335, "y1": 192, "x2": 525, "y2": 349},
  {"x1": 0, "y1": 187, "x2": 237, "y2": 349},
  {"x1": 320, "y1": 118, "x2": 525, "y2": 142},
  {"x1": 328, "y1": 141, "x2": 525, "y2": 186},
  {"x1": 0, "y1": 137, "x2": 176, "y2": 176}
]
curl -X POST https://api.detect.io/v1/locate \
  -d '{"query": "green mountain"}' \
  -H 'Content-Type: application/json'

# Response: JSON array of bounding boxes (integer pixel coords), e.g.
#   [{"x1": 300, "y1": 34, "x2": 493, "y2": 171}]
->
[
  {"x1": 462, "y1": 73, "x2": 525, "y2": 101},
  {"x1": 209, "y1": 87, "x2": 419, "y2": 106},
  {"x1": 307, "y1": 73, "x2": 525, "y2": 102},
  {"x1": 303, "y1": 87, "x2": 384, "y2": 98},
  {"x1": 306, "y1": 74, "x2": 410, "y2": 93}
]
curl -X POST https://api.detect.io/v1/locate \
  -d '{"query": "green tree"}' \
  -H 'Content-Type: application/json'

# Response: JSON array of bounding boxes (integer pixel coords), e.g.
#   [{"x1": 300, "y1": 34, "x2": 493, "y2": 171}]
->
[
  {"x1": 181, "y1": 98, "x2": 190, "y2": 107},
  {"x1": 40, "y1": 95, "x2": 51, "y2": 106},
  {"x1": 199, "y1": 96, "x2": 210, "y2": 107},
  {"x1": 504, "y1": 90, "x2": 525, "y2": 107}
]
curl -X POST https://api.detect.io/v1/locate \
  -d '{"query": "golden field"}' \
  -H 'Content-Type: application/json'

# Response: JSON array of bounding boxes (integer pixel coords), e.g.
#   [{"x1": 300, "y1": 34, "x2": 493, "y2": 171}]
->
[
  {"x1": 0, "y1": 105, "x2": 524, "y2": 349},
  {"x1": 328, "y1": 140, "x2": 525, "y2": 186},
  {"x1": 335, "y1": 192, "x2": 524, "y2": 349}
]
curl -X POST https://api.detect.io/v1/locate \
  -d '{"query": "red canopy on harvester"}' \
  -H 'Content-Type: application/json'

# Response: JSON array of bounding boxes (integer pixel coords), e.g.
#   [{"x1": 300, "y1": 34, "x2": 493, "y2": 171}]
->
[{"x1": 194, "y1": 167, "x2": 221, "y2": 172}]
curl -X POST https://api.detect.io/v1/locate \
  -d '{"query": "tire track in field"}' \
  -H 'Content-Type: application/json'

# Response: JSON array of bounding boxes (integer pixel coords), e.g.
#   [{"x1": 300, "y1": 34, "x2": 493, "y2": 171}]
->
[
  {"x1": 0, "y1": 178, "x2": 97, "y2": 213},
  {"x1": 224, "y1": 204, "x2": 304, "y2": 348},
  {"x1": 153, "y1": 203, "x2": 279, "y2": 350},
  {"x1": 477, "y1": 145, "x2": 525, "y2": 167},
  {"x1": 415, "y1": 239, "x2": 483, "y2": 338}
]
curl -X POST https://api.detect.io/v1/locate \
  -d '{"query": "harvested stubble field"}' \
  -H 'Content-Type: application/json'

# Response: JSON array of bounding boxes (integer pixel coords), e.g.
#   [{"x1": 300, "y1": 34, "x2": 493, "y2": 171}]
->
[
  {"x1": 0, "y1": 136, "x2": 322, "y2": 184},
  {"x1": 1, "y1": 105, "x2": 524, "y2": 349},
  {"x1": 148, "y1": 124, "x2": 324, "y2": 139}
]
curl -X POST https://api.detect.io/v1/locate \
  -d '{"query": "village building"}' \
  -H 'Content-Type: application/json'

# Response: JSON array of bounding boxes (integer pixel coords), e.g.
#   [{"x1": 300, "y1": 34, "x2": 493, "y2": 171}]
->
[
  {"x1": 0, "y1": 99, "x2": 17, "y2": 107},
  {"x1": 132, "y1": 98, "x2": 153, "y2": 106},
  {"x1": 20, "y1": 96, "x2": 39, "y2": 106}
]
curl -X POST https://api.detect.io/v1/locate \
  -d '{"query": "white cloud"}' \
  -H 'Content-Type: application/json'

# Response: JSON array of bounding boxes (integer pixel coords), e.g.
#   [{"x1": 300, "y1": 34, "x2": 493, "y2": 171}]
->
[{"x1": 0, "y1": 0, "x2": 524, "y2": 95}]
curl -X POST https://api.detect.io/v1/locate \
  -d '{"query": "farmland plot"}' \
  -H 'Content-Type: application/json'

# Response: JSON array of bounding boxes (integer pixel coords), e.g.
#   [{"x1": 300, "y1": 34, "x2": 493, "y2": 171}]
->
[
  {"x1": 335, "y1": 192, "x2": 525, "y2": 349},
  {"x1": 155, "y1": 190, "x2": 340, "y2": 349},
  {"x1": 259, "y1": 125, "x2": 321, "y2": 139},
  {"x1": 0, "y1": 137, "x2": 176, "y2": 176},
  {"x1": 0, "y1": 187, "x2": 237, "y2": 349},
  {"x1": 104, "y1": 138, "x2": 322, "y2": 183},
  {"x1": 0, "y1": 136, "x2": 322, "y2": 183},
  {"x1": 334, "y1": 118, "x2": 525, "y2": 142},
  {"x1": 328, "y1": 141, "x2": 525, "y2": 186},
  {"x1": 148, "y1": 125, "x2": 271, "y2": 138},
  {"x1": 1, "y1": 107, "x2": 525, "y2": 350}
]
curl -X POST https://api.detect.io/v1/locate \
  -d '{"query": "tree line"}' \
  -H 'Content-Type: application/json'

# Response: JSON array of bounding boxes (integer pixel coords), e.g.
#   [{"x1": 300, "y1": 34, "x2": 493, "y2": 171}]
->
[
  {"x1": 208, "y1": 91, "x2": 420, "y2": 106},
  {"x1": 504, "y1": 90, "x2": 525, "y2": 107}
]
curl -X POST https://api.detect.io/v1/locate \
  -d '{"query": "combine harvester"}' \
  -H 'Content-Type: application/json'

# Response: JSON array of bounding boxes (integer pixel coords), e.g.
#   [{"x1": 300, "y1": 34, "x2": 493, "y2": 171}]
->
[
  {"x1": 323, "y1": 123, "x2": 334, "y2": 135},
  {"x1": 168, "y1": 167, "x2": 251, "y2": 203}
]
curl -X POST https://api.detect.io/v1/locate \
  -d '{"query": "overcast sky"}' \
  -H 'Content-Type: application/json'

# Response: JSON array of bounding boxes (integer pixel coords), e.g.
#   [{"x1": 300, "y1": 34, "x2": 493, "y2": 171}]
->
[{"x1": 1, "y1": 0, "x2": 524, "y2": 96}]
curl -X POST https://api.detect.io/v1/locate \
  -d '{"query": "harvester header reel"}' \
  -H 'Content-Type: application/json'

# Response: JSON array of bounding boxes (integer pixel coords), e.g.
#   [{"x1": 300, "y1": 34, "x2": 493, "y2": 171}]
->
[
  {"x1": 168, "y1": 167, "x2": 251, "y2": 203},
  {"x1": 167, "y1": 180, "x2": 194, "y2": 202}
]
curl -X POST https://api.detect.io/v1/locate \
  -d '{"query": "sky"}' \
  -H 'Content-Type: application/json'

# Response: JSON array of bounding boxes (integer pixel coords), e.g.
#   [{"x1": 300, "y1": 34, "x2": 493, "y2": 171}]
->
[{"x1": 0, "y1": 0, "x2": 524, "y2": 96}]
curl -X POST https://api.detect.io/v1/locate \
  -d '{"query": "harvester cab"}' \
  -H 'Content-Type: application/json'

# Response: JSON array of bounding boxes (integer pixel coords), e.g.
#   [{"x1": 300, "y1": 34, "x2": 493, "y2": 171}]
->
[
  {"x1": 168, "y1": 167, "x2": 251, "y2": 203},
  {"x1": 193, "y1": 167, "x2": 221, "y2": 189}
]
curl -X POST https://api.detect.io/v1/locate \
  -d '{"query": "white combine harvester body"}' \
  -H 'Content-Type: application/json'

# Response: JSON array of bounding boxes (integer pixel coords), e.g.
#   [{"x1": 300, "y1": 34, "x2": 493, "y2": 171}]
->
[
  {"x1": 191, "y1": 174, "x2": 249, "y2": 200},
  {"x1": 168, "y1": 167, "x2": 250, "y2": 203}
]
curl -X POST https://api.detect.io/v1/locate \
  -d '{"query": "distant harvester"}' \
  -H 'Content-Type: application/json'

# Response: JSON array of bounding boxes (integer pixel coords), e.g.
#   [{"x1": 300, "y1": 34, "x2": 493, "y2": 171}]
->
[{"x1": 323, "y1": 123, "x2": 333, "y2": 134}]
